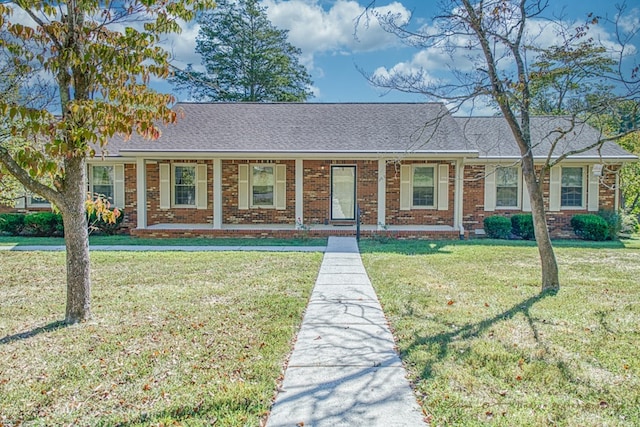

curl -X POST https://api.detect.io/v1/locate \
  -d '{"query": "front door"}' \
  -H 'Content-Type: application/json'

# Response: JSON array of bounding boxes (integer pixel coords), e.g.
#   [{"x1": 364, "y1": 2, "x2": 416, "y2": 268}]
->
[{"x1": 331, "y1": 165, "x2": 356, "y2": 220}]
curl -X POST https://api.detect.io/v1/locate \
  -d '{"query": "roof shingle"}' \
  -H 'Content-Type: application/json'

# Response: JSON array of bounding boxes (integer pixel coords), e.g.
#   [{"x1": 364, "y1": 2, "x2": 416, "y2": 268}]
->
[{"x1": 103, "y1": 102, "x2": 636, "y2": 161}]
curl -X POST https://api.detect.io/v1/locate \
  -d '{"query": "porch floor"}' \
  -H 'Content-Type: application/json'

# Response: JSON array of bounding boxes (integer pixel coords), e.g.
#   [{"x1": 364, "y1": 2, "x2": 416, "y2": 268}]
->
[
  {"x1": 131, "y1": 223, "x2": 464, "y2": 239},
  {"x1": 144, "y1": 223, "x2": 456, "y2": 232}
]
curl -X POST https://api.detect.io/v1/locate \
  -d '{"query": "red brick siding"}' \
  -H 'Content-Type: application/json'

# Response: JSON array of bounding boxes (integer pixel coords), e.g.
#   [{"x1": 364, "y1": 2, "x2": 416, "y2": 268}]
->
[
  {"x1": 385, "y1": 160, "x2": 455, "y2": 226},
  {"x1": 222, "y1": 160, "x2": 296, "y2": 224},
  {"x1": 463, "y1": 164, "x2": 620, "y2": 237},
  {"x1": 145, "y1": 160, "x2": 213, "y2": 226},
  {"x1": 301, "y1": 160, "x2": 378, "y2": 225}
]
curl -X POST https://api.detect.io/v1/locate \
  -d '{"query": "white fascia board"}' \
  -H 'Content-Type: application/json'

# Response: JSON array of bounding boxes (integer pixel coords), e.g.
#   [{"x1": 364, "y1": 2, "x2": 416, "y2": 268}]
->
[
  {"x1": 470, "y1": 156, "x2": 636, "y2": 164},
  {"x1": 87, "y1": 157, "x2": 137, "y2": 164},
  {"x1": 117, "y1": 150, "x2": 479, "y2": 160}
]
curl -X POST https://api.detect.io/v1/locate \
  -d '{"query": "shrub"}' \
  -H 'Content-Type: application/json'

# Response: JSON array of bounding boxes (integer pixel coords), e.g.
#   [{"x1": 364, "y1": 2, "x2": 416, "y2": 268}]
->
[
  {"x1": 0, "y1": 213, "x2": 25, "y2": 235},
  {"x1": 571, "y1": 214, "x2": 608, "y2": 241},
  {"x1": 621, "y1": 213, "x2": 639, "y2": 234},
  {"x1": 483, "y1": 215, "x2": 511, "y2": 239},
  {"x1": 88, "y1": 209, "x2": 125, "y2": 235},
  {"x1": 598, "y1": 209, "x2": 621, "y2": 240},
  {"x1": 511, "y1": 214, "x2": 535, "y2": 240},
  {"x1": 23, "y1": 212, "x2": 64, "y2": 237}
]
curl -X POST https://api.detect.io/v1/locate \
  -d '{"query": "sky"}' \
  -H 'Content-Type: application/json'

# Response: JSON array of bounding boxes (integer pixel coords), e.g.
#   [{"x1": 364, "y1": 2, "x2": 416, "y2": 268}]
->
[{"x1": 161, "y1": 0, "x2": 640, "y2": 109}]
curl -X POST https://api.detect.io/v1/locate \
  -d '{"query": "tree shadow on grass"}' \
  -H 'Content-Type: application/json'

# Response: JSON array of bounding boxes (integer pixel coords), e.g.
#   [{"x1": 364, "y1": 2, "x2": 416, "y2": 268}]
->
[
  {"x1": 406, "y1": 289, "x2": 557, "y2": 379},
  {"x1": 0, "y1": 320, "x2": 67, "y2": 345}
]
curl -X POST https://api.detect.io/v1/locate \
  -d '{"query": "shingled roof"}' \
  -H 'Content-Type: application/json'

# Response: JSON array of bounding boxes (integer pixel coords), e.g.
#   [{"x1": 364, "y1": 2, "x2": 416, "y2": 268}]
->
[
  {"x1": 108, "y1": 102, "x2": 472, "y2": 156},
  {"x1": 455, "y1": 116, "x2": 636, "y2": 160},
  {"x1": 104, "y1": 102, "x2": 636, "y2": 161}
]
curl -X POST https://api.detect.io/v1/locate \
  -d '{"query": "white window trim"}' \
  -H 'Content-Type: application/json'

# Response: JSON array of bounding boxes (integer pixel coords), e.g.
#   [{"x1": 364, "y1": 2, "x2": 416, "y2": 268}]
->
[
  {"x1": 172, "y1": 163, "x2": 198, "y2": 208},
  {"x1": 494, "y1": 166, "x2": 521, "y2": 210},
  {"x1": 560, "y1": 166, "x2": 587, "y2": 210},
  {"x1": 26, "y1": 192, "x2": 50, "y2": 208},
  {"x1": 250, "y1": 163, "x2": 276, "y2": 209},
  {"x1": 89, "y1": 164, "x2": 114, "y2": 200},
  {"x1": 411, "y1": 164, "x2": 437, "y2": 209}
]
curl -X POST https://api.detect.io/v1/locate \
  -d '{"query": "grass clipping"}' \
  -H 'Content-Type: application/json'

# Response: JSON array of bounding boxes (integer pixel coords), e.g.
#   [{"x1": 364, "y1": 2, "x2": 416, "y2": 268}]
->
[{"x1": 0, "y1": 251, "x2": 321, "y2": 426}]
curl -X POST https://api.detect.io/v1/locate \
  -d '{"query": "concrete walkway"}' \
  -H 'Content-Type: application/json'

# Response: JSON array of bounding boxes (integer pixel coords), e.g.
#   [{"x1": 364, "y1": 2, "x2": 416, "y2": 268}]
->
[
  {"x1": 0, "y1": 245, "x2": 325, "y2": 252},
  {"x1": 266, "y1": 237, "x2": 426, "y2": 427}
]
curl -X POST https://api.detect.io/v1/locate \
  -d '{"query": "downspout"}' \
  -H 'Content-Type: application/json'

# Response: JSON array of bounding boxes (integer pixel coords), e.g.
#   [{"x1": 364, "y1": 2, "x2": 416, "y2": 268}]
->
[{"x1": 454, "y1": 158, "x2": 465, "y2": 239}]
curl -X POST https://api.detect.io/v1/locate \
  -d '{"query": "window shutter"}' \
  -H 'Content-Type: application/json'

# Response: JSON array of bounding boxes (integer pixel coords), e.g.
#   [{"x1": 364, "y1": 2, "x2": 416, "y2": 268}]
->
[
  {"x1": 549, "y1": 166, "x2": 561, "y2": 211},
  {"x1": 159, "y1": 163, "x2": 170, "y2": 210},
  {"x1": 15, "y1": 192, "x2": 26, "y2": 208},
  {"x1": 114, "y1": 164, "x2": 125, "y2": 208},
  {"x1": 196, "y1": 163, "x2": 208, "y2": 210},
  {"x1": 399, "y1": 165, "x2": 411, "y2": 210},
  {"x1": 275, "y1": 164, "x2": 286, "y2": 210},
  {"x1": 437, "y1": 164, "x2": 449, "y2": 210},
  {"x1": 238, "y1": 164, "x2": 249, "y2": 210},
  {"x1": 522, "y1": 178, "x2": 531, "y2": 212},
  {"x1": 484, "y1": 165, "x2": 496, "y2": 212},
  {"x1": 588, "y1": 165, "x2": 599, "y2": 212}
]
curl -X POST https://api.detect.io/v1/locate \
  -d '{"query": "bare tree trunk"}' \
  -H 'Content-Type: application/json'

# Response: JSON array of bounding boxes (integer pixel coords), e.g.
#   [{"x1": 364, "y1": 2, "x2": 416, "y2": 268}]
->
[
  {"x1": 60, "y1": 155, "x2": 91, "y2": 323},
  {"x1": 522, "y1": 155, "x2": 559, "y2": 291}
]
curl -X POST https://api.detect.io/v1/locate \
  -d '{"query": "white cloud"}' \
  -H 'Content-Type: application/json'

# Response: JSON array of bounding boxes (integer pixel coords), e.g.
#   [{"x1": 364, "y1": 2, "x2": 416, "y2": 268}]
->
[{"x1": 263, "y1": 0, "x2": 410, "y2": 54}]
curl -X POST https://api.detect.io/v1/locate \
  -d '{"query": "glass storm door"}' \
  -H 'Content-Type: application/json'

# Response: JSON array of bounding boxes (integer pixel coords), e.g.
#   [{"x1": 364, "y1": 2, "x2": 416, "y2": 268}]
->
[{"x1": 331, "y1": 165, "x2": 356, "y2": 220}]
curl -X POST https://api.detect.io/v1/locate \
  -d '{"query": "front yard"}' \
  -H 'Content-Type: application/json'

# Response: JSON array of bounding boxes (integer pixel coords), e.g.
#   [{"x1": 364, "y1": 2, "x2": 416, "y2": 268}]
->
[
  {"x1": 0, "y1": 251, "x2": 322, "y2": 426},
  {"x1": 361, "y1": 239, "x2": 640, "y2": 426},
  {"x1": 1, "y1": 238, "x2": 638, "y2": 426}
]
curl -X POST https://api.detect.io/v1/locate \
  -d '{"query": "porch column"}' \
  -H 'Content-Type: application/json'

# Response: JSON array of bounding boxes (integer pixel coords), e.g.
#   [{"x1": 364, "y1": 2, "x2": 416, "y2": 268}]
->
[
  {"x1": 454, "y1": 158, "x2": 464, "y2": 236},
  {"x1": 213, "y1": 158, "x2": 222, "y2": 229},
  {"x1": 136, "y1": 157, "x2": 147, "y2": 229},
  {"x1": 615, "y1": 171, "x2": 620, "y2": 211},
  {"x1": 377, "y1": 159, "x2": 386, "y2": 229},
  {"x1": 295, "y1": 159, "x2": 303, "y2": 224}
]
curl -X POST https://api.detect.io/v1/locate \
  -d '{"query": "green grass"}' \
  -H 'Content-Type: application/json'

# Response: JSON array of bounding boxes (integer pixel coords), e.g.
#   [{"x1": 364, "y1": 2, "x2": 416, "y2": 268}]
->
[
  {"x1": 361, "y1": 239, "x2": 640, "y2": 426},
  {"x1": 0, "y1": 251, "x2": 322, "y2": 426},
  {"x1": 0, "y1": 235, "x2": 328, "y2": 247}
]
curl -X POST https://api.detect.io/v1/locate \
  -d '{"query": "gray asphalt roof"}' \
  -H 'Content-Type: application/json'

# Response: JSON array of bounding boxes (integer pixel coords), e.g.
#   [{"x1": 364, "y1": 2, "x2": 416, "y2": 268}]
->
[
  {"x1": 455, "y1": 116, "x2": 636, "y2": 160},
  {"x1": 102, "y1": 102, "x2": 635, "y2": 161}
]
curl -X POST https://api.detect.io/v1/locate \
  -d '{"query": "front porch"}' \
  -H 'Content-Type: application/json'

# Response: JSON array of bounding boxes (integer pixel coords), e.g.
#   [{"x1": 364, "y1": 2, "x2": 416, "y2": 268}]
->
[{"x1": 130, "y1": 223, "x2": 466, "y2": 240}]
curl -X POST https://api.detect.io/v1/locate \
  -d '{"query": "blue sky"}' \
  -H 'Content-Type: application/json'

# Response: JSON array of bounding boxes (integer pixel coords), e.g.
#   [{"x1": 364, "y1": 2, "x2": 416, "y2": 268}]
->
[{"x1": 163, "y1": 0, "x2": 639, "y2": 106}]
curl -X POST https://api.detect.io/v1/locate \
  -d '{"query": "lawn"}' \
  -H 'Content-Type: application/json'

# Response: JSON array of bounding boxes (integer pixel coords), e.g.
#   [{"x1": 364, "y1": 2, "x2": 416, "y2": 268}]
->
[
  {"x1": 0, "y1": 251, "x2": 322, "y2": 426},
  {"x1": 361, "y1": 239, "x2": 640, "y2": 426}
]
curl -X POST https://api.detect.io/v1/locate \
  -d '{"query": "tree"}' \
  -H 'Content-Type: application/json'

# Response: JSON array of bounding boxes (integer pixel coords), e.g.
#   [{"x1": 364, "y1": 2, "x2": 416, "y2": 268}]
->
[
  {"x1": 172, "y1": 0, "x2": 313, "y2": 102},
  {"x1": 0, "y1": 0, "x2": 214, "y2": 324},
  {"x1": 361, "y1": 0, "x2": 639, "y2": 291}
]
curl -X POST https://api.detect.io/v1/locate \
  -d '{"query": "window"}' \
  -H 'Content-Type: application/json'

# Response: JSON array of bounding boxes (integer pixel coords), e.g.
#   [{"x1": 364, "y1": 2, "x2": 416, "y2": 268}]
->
[
  {"x1": 495, "y1": 167, "x2": 519, "y2": 208},
  {"x1": 252, "y1": 165, "x2": 275, "y2": 207},
  {"x1": 400, "y1": 163, "x2": 448, "y2": 211},
  {"x1": 561, "y1": 167, "x2": 584, "y2": 207},
  {"x1": 27, "y1": 193, "x2": 50, "y2": 207},
  {"x1": 91, "y1": 165, "x2": 114, "y2": 200},
  {"x1": 173, "y1": 165, "x2": 196, "y2": 206},
  {"x1": 412, "y1": 166, "x2": 435, "y2": 207}
]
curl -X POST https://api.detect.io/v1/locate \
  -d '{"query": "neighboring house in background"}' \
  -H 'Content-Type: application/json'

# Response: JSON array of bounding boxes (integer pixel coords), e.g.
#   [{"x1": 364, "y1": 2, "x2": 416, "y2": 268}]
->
[{"x1": 2, "y1": 103, "x2": 637, "y2": 238}]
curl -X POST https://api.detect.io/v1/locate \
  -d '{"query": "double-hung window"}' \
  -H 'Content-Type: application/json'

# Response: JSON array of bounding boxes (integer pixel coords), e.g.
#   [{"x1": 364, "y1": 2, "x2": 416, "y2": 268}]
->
[
  {"x1": 91, "y1": 165, "x2": 114, "y2": 201},
  {"x1": 561, "y1": 167, "x2": 584, "y2": 208},
  {"x1": 252, "y1": 165, "x2": 275, "y2": 207},
  {"x1": 412, "y1": 166, "x2": 435, "y2": 208},
  {"x1": 173, "y1": 165, "x2": 197, "y2": 207},
  {"x1": 495, "y1": 166, "x2": 519, "y2": 208},
  {"x1": 400, "y1": 163, "x2": 449, "y2": 211}
]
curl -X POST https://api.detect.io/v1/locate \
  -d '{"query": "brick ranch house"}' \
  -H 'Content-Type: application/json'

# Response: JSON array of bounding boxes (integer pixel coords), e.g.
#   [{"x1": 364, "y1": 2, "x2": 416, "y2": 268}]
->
[{"x1": 3, "y1": 103, "x2": 637, "y2": 239}]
